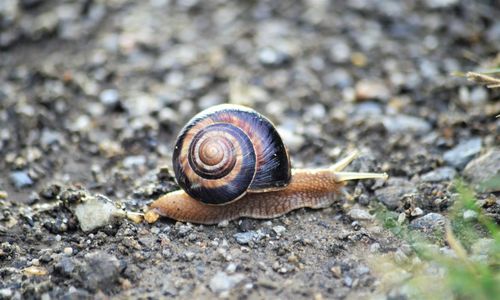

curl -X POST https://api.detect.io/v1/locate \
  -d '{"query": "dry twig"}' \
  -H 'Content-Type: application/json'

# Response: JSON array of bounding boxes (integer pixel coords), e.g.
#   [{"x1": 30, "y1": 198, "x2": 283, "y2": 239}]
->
[{"x1": 466, "y1": 72, "x2": 500, "y2": 89}]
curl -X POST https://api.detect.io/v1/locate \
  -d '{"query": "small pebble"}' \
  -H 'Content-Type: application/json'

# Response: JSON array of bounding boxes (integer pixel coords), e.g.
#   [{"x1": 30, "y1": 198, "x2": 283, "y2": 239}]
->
[
  {"x1": 233, "y1": 231, "x2": 259, "y2": 245},
  {"x1": 411, "y1": 207, "x2": 424, "y2": 217},
  {"x1": 409, "y1": 213, "x2": 446, "y2": 233},
  {"x1": 354, "y1": 102, "x2": 383, "y2": 116},
  {"x1": 9, "y1": 171, "x2": 34, "y2": 188},
  {"x1": 226, "y1": 263, "x2": 237, "y2": 274},
  {"x1": 370, "y1": 243, "x2": 381, "y2": 253},
  {"x1": 217, "y1": 220, "x2": 229, "y2": 227},
  {"x1": 330, "y1": 266, "x2": 342, "y2": 278},
  {"x1": 0, "y1": 289, "x2": 13, "y2": 298},
  {"x1": 463, "y1": 210, "x2": 477, "y2": 220},
  {"x1": 209, "y1": 271, "x2": 246, "y2": 294},
  {"x1": 463, "y1": 149, "x2": 500, "y2": 192},
  {"x1": 375, "y1": 184, "x2": 416, "y2": 210},
  {"x1": 397, "y1": 212, "x2": 406, "y2": 224},
  {"x1": 421, "y1": 167, "x2": 457, "y2": 182},
  {"x1": 348, "y1": 208, "x2": 373, "y2": 220},
  {"x1": 184, "y1": 251, "x2": 195, "y2": 261},
  {"x1": 73, "y1": 194, "x2": 119, "y2": 232},
  {"x1": 258, "y1": 47, "x2": 289, "y2": 67},
  {"x1": 63, "y1": 247, "x2": 73, "y2": 255},
  {"x1": 355, "y1": 79, "x2": 390, "y2": 101},
  {"x1": 40, "y1": 130, "x2": 63, "y2": 147},
  {"x1": 55, "y1": 257, "x2": 75, "y2": 275},
  {"x1": 471, "y1": 238, "x2": 494, "y2": 256},
  {"x1": 81, "y1": 251, "x2": 122, "y2": 291},
  {"x1": 99, "y1": 89, "x2": 120, "y2": 107},
  {"x1": 343, "y1": 276, "x2": 353, "y2": 287},
  {"x1": 123, "y1": 155, "x2": 146, "y2": 169},
  {"x1": 394, "y1": 249, "x2": 409, "y2": 263},
  {"x1": 443, "y1": 138, "x2": 481, "y2": 169},
  {"x1": 382, "y1": 115, "x2": 432, "y2": 134},
  {"x1": 272, "y1": 225, "x2": 286, "y2": 235}
]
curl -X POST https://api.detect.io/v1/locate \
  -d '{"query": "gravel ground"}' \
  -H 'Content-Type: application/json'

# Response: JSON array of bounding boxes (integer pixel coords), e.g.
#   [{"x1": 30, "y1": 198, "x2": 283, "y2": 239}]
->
[{"x1": 1, "y1": 0, "x2": 499, "y2": 299}]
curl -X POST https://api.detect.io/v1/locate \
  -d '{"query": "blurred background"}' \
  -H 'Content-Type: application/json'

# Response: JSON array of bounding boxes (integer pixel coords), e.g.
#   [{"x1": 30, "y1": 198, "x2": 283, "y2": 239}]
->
[{"x1": 0, "y1": 0, "x2": 499, "y2": 299}]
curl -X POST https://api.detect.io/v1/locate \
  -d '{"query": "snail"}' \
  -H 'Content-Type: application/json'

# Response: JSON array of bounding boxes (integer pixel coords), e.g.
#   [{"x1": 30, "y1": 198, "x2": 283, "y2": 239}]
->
[{"x1": 146, "y1": 104, "x2": 388, "y2": 225}]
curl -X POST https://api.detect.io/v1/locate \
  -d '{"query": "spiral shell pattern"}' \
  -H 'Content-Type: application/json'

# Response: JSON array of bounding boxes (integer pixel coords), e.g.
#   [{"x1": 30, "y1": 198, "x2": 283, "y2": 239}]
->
[{"x1": 173, "y1": 104, "x2": 291, "y2": 205}]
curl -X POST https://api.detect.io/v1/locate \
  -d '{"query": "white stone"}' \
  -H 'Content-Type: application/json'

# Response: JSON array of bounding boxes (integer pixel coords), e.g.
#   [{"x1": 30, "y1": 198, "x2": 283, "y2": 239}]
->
[{"x1": 74, "y1": 196, "x2": 119, "y2": 232}]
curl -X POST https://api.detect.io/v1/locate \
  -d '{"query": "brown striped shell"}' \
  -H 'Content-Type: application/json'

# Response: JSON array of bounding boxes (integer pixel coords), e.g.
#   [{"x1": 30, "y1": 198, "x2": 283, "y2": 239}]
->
[{"x1": 172, "y1": 104, "x2": 291, "y2": 205}]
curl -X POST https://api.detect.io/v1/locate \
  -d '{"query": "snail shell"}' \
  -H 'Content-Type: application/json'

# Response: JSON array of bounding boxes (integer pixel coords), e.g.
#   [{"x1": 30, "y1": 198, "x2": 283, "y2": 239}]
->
[{"x1": 172, "y1": 104, "x2": 291, "y2": 205}]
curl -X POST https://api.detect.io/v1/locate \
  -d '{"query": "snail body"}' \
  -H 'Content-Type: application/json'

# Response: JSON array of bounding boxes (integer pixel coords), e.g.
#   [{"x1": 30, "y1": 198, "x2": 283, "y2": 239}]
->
[{"x1": 149, "y1": 104, "x2": 387, "y2": 225}]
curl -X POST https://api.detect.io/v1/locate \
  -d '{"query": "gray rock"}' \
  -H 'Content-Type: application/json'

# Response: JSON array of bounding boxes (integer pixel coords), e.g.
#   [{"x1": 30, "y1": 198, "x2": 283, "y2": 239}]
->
[
  {"x1": 375, "y1": 185, "x2": 416, "y2": 209},
  {"x1": 226, "y1": 263, "x2": 237, "y2": 274},
  {"x1": 354, "y1": 102, "x2": 383, "y2": 116},
  {"x1": 463, "y1": 210, "x2": 477, "y2": 220},
  {"x1": 421, "y1": 167, "x2": 457, "y2": 182},
  {"x1": 63, "y1": 288, "x2": 91, "y2": 300},
  {"x1": 356, "y1": 265, "x2": 370, "y2": 276},
  {"x1": 469, "y1": 87, "x2": 488, "y2": 105},
  {"x1": 81, "y1": 251, "x2": 122, "y2": 292},
  {"x1": 258, "y1": 47, "x2": 289, "y2": 67},
  {"x1": 9, "y1": 171, "x2": 34, "y2": 188},
  {"x1": 138, "y1": 236, "x2": 157, "y2": 249},
  {"x1": 305, "y1": 103, "x2": 326, "y2": 119},
  {"x1": 177, "y1": 224, "x2": 192, "y2": 237},
  {"x1": 471, "y1": 238, "x2": 494, "y2": 256},
  {"x1": 40, "y1": 129, "x2": 64, "y2": 147},
  {"x1": 370, "y1": 243, "x2": 381, "y2": 253},
  {"x1": 272, "y1": 225, "x2": 286, "y2": 235},
  {"x1": 233, "y1": 230, "x2": 264, "y2": 245},
  {"x1": 99, "y1": 89, "x2": 120, "y2": 107},
  {"x1": 234, "y1": 231, "x2": 255, "y2": 245},
  {"x1": 409, "y1": 213, "x2": 446, "y2": 233},
  {"x1": 348, "y1": 208, "x2": 373, "y2": 220},
  {"x1": 209, "y1": 271, "x2": 245, "y2": 294},
  {"x1": 343, "y1": 276, "x2": 353, "y2": 287},
  {"x1": 160, "y1": 276, "x2": 177, "y2": 296},
  {"x1": 463, "y1": 149, "x2": 500, "y2": 192},
  {"x1": 0, "y1": 288, "x2": 13, "y2": 299},
  {"x1": 123, "y1": 155, "x2": 146, "y2": 168},
  {"x1": 54, "y1": 257, "x2": 76, "y2": 276},
  {"x1": 39, "y1": 184, "x2": 62, "y2": 200},
  {"x1": 394, "y1": 249, "x2": 409, "y2": 263},
  {"x1": 443, "y1": 138, "x2": 481, "y2": 169},
  {"x1": 411, "y1": 207, "x2": 424, "y2": 217},
  {"x1": 324, "y1": 69, "x2": 353, "y2": 88},
  {"x1": 73, "y1": 194, "x2": 119, "y2": 232},
  {"x1": 355, "y1": 79, "x2": 390, "y2": 101},
  {"x1": 329, "y1": 40, "x2": 351, "y2": 63},
  {"x1": 425, "y1": 0, "x2": 459, "y2": 9},
  {"x1": 217, "y1": 220, "x2": 230, "y2": 227},
  {"x1": 184, "y1": 251, "x2": 195, "y2": 261},
  {"x1": 123, "y1": 94, "x2": 161, "y2": 116},
  {"x1": 382, "y1": 115, "x2": 432, "y2": 134}
]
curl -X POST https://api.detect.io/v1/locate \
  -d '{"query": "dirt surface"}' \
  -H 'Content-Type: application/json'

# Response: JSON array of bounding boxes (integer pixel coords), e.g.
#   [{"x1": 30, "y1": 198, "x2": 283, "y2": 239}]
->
[{"x1": 1, "y1": 0, "x2": 499, "y2": 299}]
